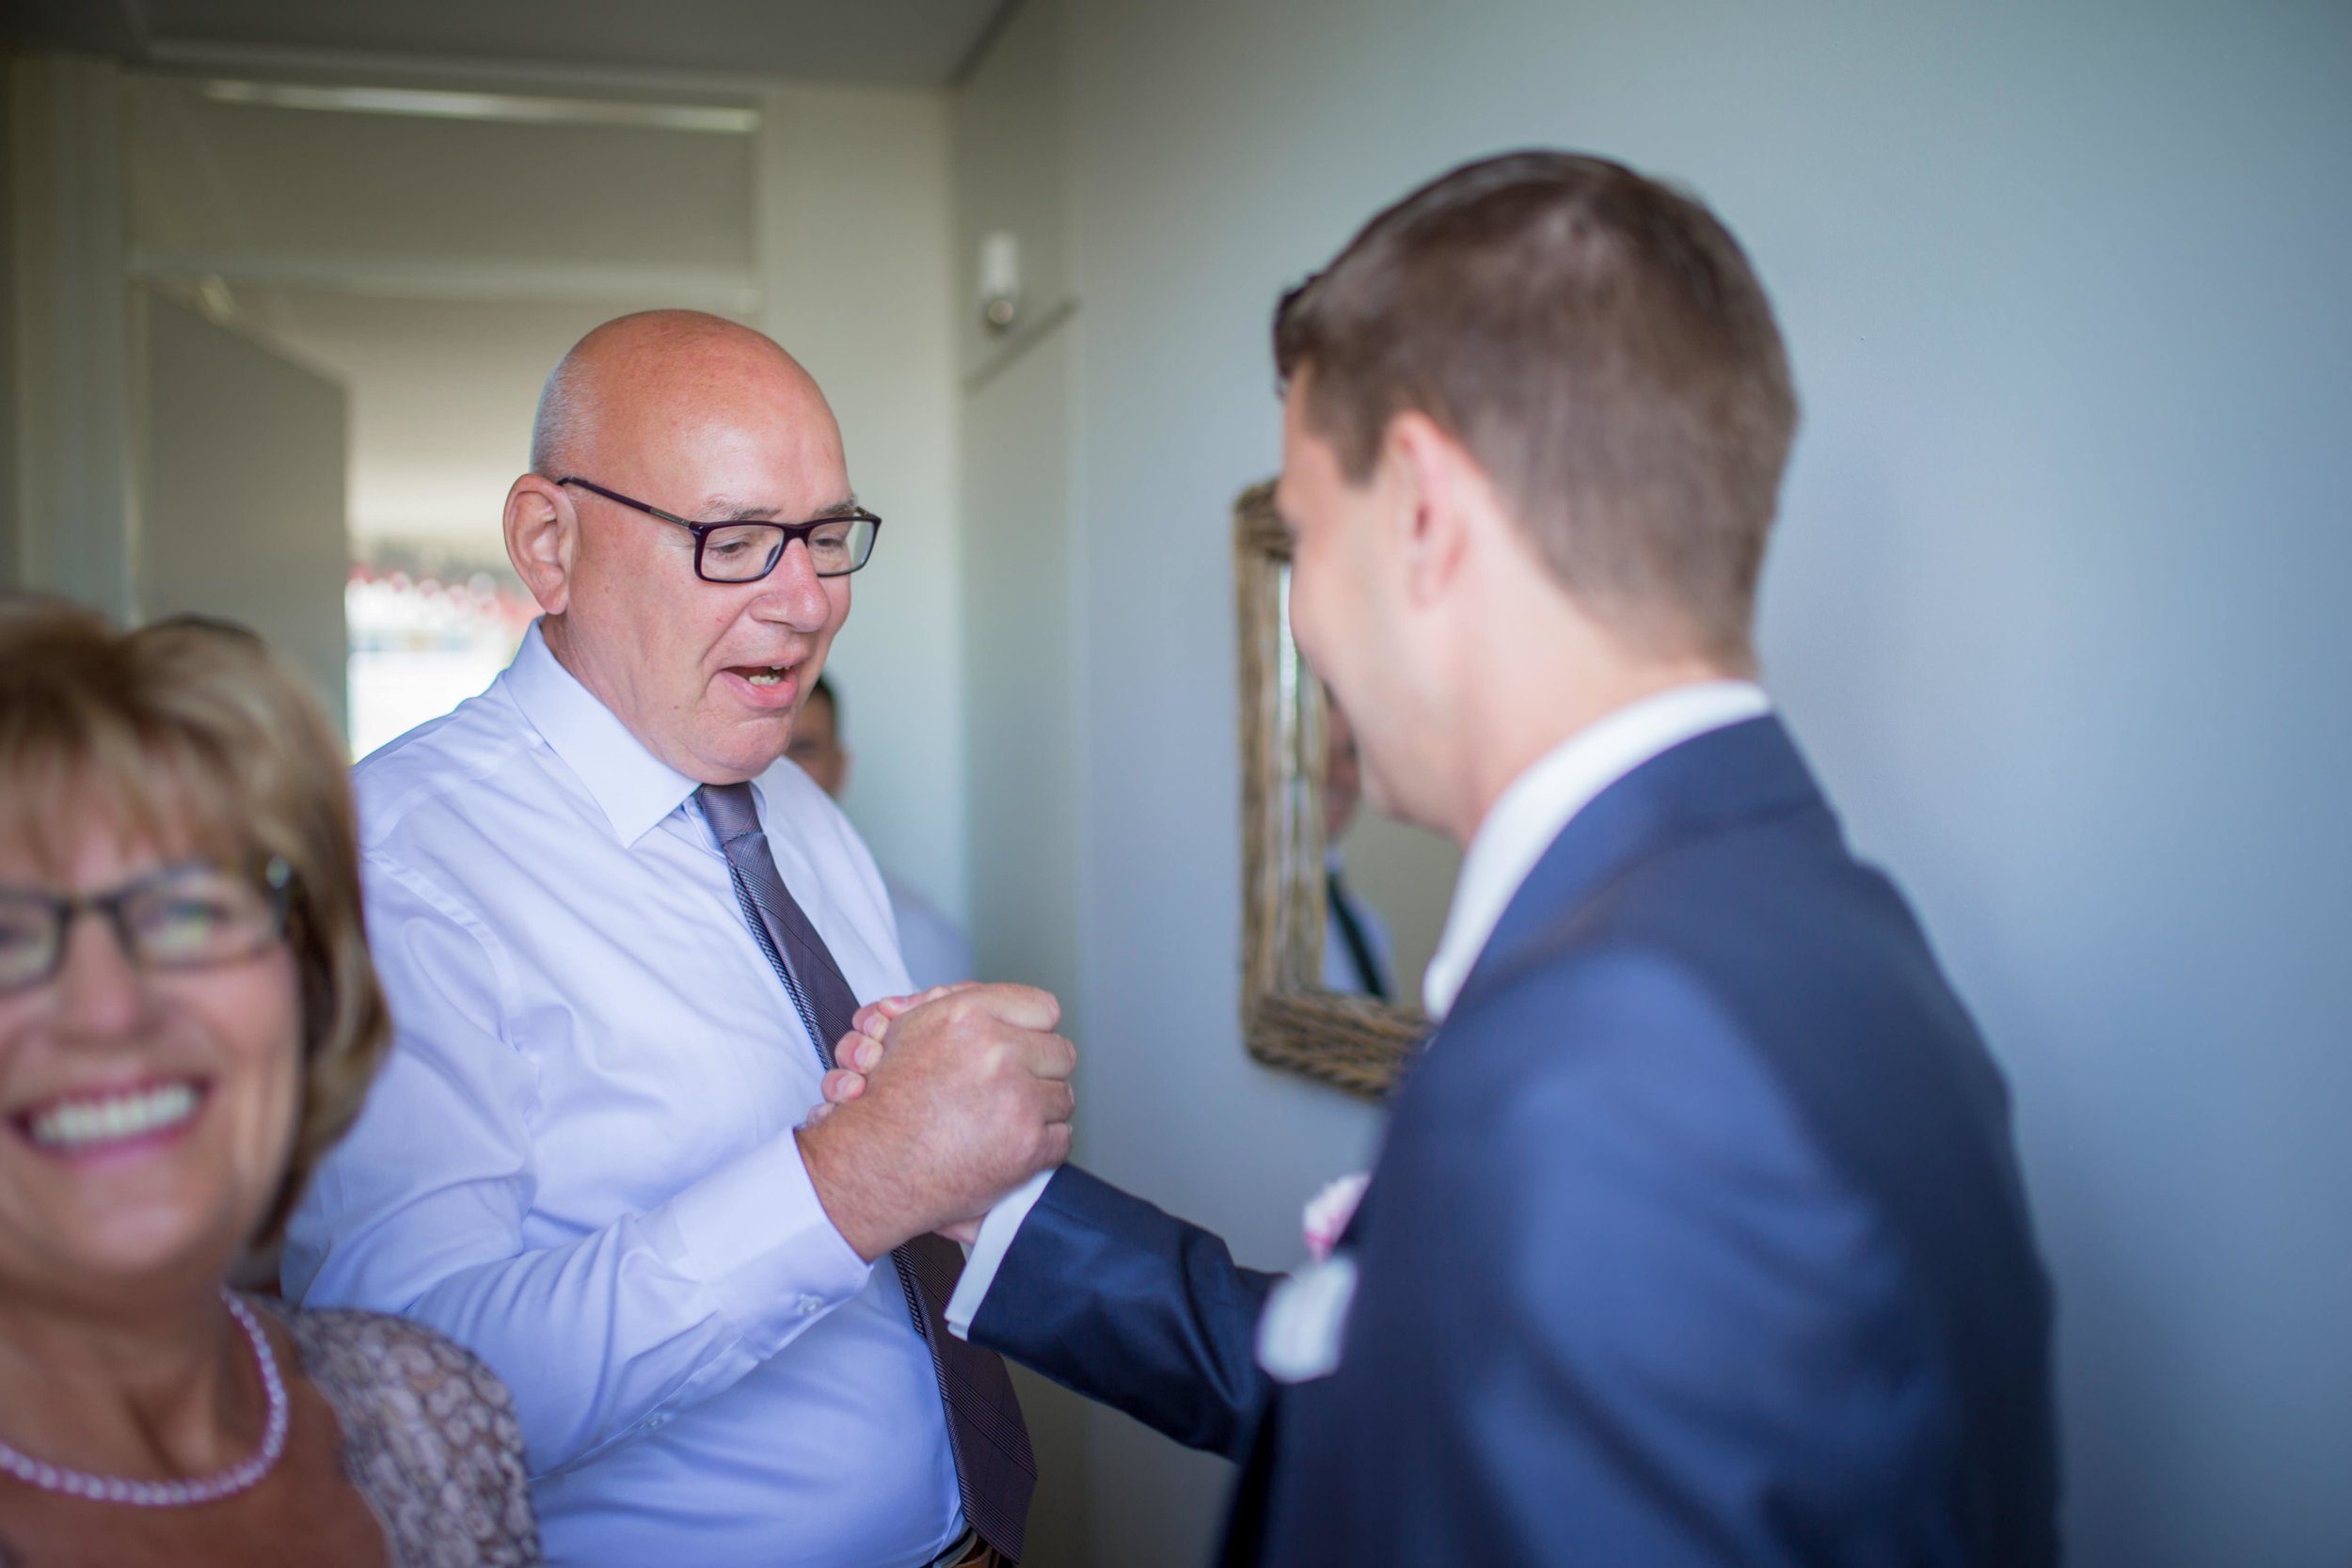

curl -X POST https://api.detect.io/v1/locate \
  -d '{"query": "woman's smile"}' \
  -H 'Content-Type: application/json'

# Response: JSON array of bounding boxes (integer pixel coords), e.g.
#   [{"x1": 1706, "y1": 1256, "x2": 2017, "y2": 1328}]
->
[{"x1": 13, "y1": 1075, "x2": 211, "y2": 1162}]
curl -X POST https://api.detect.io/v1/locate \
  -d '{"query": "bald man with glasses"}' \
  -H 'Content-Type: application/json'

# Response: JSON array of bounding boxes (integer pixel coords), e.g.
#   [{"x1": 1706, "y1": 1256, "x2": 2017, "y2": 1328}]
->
[{"x1": 285, "y1": 311, "x2": 1070, "y2": 1568}]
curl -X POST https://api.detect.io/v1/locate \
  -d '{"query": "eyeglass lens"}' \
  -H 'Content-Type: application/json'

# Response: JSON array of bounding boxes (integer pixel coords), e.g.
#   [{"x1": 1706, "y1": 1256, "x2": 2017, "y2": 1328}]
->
[
  {"x1": 0, "y1": 865, "x2": 288, "y2": 993},
  {"x1": 700, "y1": 516, "x2": 878, "y2": 583}
]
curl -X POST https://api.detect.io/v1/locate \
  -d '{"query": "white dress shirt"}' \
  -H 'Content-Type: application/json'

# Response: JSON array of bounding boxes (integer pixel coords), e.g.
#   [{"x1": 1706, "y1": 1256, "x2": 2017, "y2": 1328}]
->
[
  {"x1": 284, "y1": 625, "x2": 964, "y2": 1568},
  {"x1": 946, "y1": 679, "x2": 1772, "y2": 1337}
]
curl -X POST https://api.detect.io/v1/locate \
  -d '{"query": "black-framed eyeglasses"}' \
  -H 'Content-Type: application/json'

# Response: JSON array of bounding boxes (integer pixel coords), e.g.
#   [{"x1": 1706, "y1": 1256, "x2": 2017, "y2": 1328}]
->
[
  {"x1": 558, "y1": 477, "x2": 882, "y2": 584},
  {"x1": 0, "y1": 859, "x2": 294, "y2": 995}
]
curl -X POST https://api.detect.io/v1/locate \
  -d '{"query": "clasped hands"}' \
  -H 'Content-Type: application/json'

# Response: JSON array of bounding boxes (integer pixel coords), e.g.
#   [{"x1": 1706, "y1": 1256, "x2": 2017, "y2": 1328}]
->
[{"x1": 793, "y1": 983, "x2": 1073, "y2": 1260}]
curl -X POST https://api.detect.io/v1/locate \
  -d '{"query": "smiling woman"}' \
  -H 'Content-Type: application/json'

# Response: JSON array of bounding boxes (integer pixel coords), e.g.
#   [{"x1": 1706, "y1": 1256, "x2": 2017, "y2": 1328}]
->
[{"x1": 0, "y1": 599, "x2": 540, "y2": 1566}]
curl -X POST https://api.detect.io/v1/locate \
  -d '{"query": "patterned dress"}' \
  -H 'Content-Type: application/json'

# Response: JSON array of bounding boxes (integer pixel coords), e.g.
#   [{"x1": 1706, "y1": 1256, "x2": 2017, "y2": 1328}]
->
[{"x1": 274, "y1": 1301, "x2": 542, "y2": 1567}]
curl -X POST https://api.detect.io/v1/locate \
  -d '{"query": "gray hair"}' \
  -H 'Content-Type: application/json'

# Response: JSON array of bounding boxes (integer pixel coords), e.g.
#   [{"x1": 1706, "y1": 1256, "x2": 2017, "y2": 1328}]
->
[{"x1": 530, "y1": 347, "x2": 593, "y2": 478}]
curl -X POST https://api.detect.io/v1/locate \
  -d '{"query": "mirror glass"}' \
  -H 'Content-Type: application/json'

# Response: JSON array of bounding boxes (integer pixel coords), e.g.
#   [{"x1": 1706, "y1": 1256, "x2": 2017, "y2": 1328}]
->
[
  {"x1": 1233, "y1": 482, "x2": 1435, "y2": 1096},
  {"x1": 1314, "y1": 687, "x2": 1461, "y2": 1008}
]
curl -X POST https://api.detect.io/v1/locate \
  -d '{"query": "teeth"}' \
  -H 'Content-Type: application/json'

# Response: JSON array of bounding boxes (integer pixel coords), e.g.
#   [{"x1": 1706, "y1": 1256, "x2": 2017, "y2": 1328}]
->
[
  {"x1": 28, "y1": 1083, "x2": 199, "y2": 1152},
  {"x1": 747, "y1": 668, "x2": 784, "y2": 687}
]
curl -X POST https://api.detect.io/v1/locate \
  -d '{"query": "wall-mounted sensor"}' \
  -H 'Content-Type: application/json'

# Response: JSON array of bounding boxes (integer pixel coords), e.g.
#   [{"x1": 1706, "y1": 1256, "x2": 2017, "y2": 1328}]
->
[{"x1": 979, "y1": 231, "x2": 1021, "y2": 332}]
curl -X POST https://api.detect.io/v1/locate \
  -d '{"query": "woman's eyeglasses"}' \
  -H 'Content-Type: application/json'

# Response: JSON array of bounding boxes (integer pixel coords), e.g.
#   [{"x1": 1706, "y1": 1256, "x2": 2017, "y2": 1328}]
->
[{"x1": 0, "y1": 859, "x2": 294, "y2": 994}]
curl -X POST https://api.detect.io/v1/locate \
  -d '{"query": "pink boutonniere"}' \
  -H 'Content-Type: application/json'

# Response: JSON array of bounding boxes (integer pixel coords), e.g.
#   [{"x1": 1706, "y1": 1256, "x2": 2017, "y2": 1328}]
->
[{"x1": 1301, "y1": 1171, "x2": 1372, "y2": 1263}]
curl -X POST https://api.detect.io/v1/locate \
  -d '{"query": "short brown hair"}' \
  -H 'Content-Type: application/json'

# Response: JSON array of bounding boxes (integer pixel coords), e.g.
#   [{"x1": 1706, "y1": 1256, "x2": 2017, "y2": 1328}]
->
[
  {"x1": 1274, "y1": 150, "x2": 1798, "y2": 665},
  {"x1": 0, "y1": 598, "x2": 391, "y2": 1247}
]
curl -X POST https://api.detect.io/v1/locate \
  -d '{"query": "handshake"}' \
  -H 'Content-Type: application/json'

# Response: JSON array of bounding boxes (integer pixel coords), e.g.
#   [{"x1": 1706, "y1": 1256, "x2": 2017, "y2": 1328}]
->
[{"x1": 792, "y1": 984, "x2": 1076, "y2": 1260}]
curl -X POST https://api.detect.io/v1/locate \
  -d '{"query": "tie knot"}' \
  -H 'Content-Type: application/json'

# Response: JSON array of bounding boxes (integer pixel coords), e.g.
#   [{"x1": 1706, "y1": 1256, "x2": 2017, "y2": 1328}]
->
[{"x1": 696, "y1": 781, "x2": 761, "y2": 844}]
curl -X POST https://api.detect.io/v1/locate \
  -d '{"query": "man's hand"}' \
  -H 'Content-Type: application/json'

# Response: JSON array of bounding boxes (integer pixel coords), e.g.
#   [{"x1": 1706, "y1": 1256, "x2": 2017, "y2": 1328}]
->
[
  {"x1": 809, "y1": 993, "x2": 991, "y2": 1247},
  {"x1": 808, "y1": 983, "x2": 970, "y2": 1117},
  {"x1": 795, "y1": 984, "x2": 1074, "y2": 1261}
]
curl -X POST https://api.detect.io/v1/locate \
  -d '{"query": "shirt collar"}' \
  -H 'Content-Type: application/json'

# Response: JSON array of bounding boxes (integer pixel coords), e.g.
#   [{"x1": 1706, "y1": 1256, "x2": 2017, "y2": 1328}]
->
[
  {"x1": 1422, "y1": 679, "x2": 1772, "y2": 1019},
  {"x1": 502, "y1": 621, "x2": 706, "y2": 847}
]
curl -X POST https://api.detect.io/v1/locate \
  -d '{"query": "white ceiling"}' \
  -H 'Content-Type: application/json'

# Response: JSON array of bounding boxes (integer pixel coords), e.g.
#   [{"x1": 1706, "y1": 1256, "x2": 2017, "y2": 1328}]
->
[{"x1": 23, "y1": 0, "x2": 1012, "y2": 87}]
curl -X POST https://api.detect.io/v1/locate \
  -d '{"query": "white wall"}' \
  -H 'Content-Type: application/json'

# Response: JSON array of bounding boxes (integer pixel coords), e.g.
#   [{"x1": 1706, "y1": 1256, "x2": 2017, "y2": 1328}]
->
[
  {"x1": 959, "y1": 2, "x2": 2352, "y2": 1564},
  {"x1": 8, "y1": 54, "x2": 135, "y2": 616},
  {"x1": 262, "y1": 293, "x2": 663, "y2": 551},
  {"x1": 137, "y1": 287, "x2": 350, "y2": 730},
  {"x1": 759, "y1": 85, "x2": 971, "y2": 921},
  {"x1": 122, "y1": 68, "x2": 764, "y2": 558},
  {"x1": 110, "y1": 69, "x2": 973, "y2": 913},
  {"x1": 953, "y1": 8, "x2": 1097, "y2": 1558},
  {"x1": 0, "y1": 54, "x2": 20, "y2": 588}
]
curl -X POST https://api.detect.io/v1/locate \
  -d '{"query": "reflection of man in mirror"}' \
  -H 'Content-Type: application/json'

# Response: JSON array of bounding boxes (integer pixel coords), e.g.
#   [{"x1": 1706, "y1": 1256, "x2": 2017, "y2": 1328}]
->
[
  {"x1": 790, "y1": 674, "x2": 976, "y2": 990},
  {"x1": 1319, "y1": 695, "x2": 1395, "y2": 999}
]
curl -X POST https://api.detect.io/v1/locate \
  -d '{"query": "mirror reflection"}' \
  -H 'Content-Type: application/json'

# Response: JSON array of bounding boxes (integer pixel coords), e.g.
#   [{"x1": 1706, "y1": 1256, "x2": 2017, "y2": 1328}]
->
[{"x1": 1316, "y1": 694, "x2": 1459, "y2": 1008}]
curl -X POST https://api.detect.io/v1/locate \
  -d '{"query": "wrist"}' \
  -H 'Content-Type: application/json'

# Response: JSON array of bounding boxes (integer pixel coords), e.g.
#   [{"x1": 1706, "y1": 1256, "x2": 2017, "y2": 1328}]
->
[{"x1": 794, "y1": 1117, "x2": 899, "y2": 1263}]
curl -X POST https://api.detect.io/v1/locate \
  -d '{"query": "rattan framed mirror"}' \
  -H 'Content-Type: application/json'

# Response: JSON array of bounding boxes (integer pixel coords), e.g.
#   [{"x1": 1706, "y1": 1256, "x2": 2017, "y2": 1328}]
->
[{"x1": 1233, "y1": 480, "x2": 1430, "y2": 1098}]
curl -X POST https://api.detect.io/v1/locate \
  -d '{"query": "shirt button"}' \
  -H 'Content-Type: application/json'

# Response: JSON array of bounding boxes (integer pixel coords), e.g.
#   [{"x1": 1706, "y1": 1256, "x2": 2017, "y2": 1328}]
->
[
  {"x1": 646, "y1": 1413, "x2": 669, "y2": 1429},
  {"x1": 796, "y1": 1294, "x2": 823, "y2": 1316}
]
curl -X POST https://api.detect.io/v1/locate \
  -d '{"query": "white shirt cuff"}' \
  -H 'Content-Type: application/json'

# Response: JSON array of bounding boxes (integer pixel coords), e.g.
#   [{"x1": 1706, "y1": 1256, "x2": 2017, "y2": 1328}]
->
[
  {"x1": 656, "y1": 1128, "x2": 873, "y2": 1354},
  {"x1": 945, "y1": 1170, "x2": 1052, "y2": 1340}
]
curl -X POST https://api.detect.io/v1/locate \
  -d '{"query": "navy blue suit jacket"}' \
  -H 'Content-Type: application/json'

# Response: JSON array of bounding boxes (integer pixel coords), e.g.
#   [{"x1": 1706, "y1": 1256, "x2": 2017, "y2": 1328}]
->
[{"x1": 972, "y1": 717, "x2": 2058, "y2": 1565}]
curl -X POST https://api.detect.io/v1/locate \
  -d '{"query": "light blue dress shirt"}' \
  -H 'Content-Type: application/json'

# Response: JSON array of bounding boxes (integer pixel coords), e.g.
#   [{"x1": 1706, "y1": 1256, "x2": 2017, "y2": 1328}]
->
[{"x1": 284, "y1": 625, "x2": 964, "y2": 1568}]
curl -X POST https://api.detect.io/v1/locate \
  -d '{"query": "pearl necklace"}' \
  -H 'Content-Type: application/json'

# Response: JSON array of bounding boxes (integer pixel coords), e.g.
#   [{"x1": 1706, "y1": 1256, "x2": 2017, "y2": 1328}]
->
[{"x1": 0, "y1": 1291, "x2": 290, "y2": 1507}]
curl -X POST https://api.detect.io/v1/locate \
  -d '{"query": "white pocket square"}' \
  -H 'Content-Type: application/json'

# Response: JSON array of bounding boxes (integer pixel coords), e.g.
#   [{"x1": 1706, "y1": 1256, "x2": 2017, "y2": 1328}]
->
[{"x1": 1255, "y1": 1255, "x2": 1359, "y2": 1384}]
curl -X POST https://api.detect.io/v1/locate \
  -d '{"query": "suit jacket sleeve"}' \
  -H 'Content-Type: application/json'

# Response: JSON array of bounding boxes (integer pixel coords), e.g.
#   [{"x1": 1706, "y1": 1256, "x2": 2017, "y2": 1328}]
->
[{"x1": 967, "y1": 1164, "x2": 1280, "y2": 1461}]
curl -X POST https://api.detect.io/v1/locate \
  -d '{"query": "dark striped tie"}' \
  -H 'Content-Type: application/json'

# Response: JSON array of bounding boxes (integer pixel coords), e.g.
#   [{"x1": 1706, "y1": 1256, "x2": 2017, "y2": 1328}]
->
[
  {"x1": 1327, "y1": 867, "x2": 1391, "y2": 1001},
  {"x1": 700, "y1": 782, "x2": 1035, "y2": 1562}
]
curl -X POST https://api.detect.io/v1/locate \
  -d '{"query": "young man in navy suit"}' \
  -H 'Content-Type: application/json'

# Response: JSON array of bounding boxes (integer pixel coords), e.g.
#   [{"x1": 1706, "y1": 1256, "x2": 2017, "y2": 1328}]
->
[{"x1": 827, "y1": 150, "x2": 2058, "y2": 1566}]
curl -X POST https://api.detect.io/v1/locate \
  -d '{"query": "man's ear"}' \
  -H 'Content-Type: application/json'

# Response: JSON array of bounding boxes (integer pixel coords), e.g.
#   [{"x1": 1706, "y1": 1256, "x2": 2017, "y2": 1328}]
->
[
  {"x1": 1382, "y1": 411, "x2": 1477, "y2": 609},
  {"x1": 505, "y1": 475, "x2": 578, "y2": 615}
]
